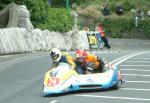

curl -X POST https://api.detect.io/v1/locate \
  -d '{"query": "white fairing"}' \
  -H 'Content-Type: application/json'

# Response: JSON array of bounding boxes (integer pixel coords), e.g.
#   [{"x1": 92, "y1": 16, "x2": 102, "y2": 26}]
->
[
  {"x1": 44, "y1": 63, "x2": 78, "y2": 91},
  {"x1": 73, "y1": 69, "x2": 114, "y2": 85},
  {"x1": 43, "y1": 63, "x2": 119, "y2": 95},
  {"x1": 44, "y1": 75, "x2": 77, "y2": 92}
]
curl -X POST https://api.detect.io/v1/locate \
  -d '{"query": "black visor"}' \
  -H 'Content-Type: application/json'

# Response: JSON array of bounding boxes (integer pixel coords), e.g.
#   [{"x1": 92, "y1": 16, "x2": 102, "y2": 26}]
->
[{"x1": 50, "y1": 51, "x2": 56, "y2": 56}]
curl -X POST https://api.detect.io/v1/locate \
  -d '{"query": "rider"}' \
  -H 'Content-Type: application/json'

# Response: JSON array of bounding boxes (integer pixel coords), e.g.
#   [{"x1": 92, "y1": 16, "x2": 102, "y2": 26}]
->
[
  {"x1": 75, "y1": 50, "x2": 110, "y2": 73},
  {"x1": 50, "y1": 48, "x2": 76, "y2": 70}
]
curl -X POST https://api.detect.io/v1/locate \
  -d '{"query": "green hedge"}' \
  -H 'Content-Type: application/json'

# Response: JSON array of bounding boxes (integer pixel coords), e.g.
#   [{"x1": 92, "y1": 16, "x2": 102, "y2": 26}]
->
[
  {"x1": 101, "y1": 17, "x2": 134, "y2": 38},
  {"x1": 139, "y1": 19, "x2": 150, "y2": 38},
  {"x1": 100, "y1": 17, "x2": 150, "y2": 39}
]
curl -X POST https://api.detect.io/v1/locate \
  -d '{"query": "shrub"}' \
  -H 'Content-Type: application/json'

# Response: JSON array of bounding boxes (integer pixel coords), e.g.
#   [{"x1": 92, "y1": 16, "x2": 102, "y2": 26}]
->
[
  {"x1": 0, "y1": 0, "x2": 73, "y2": 32},
  {"x1": 39, "y1": 8, "x2": 73, "y2": 32},
  {"x1": 99, "y1": 17, "x2": 150, "y2": 39},
  {"x1": 0, "y1": 0, "x2": 49, "y2": 29},
  {"x1": 139, "y1": 19, "x2": 150, "y2": 38},
  {"x1": 122, "y1": 1, "x2": 136, "y2": 11}
]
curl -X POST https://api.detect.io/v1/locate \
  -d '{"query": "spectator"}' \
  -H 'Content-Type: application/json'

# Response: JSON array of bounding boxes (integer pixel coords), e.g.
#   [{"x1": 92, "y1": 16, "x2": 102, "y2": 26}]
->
[
  {"x1": 96, "y1": 23, "x2": 111, "y2": 49},
  {"x1": 135, "y1": 6, "x2": 144, "y2": 27},
  {"x1": 147, "y1": 10, "x2": 150, "y2": 17},
  {"x1": 116, "y1": 3, "x2": 123, "y2": 15},
  {"x1": 101, "y1": 2, "x2": 109, "y2": 16},
  {"x1": 136, "y1": 6, "x2": 144, "y2": 20},
  {"x1": 83, "y1": 25, "x2": 89, "y2": 32},
  {"x1": 95, "y1": 25, "x2": 104, "y2": 49}
]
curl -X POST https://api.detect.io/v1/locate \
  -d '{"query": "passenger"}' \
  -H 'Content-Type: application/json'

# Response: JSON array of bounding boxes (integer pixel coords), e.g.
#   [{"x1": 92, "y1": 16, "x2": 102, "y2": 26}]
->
[
  {"x1": 75, "y1": 50, "x2": 111, "y2": 74},
  {"x1": 83, "y1": 25, "x2": 89, "y2": 32}
]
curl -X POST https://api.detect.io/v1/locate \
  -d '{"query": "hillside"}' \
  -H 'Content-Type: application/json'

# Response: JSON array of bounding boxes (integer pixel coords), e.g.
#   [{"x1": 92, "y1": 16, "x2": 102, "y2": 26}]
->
[
  {"x1": 75, "y1": 0, "x2": 150, "y2": 27},
  {"x1": 74, "y1": 0, "x2": 150, "y2": 39}
]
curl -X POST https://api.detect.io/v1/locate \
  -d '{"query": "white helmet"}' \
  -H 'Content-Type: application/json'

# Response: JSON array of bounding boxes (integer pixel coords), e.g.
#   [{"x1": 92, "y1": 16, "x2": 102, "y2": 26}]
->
[{"x1": 50, "y1": 48, "x2": 61, "y2": 62}]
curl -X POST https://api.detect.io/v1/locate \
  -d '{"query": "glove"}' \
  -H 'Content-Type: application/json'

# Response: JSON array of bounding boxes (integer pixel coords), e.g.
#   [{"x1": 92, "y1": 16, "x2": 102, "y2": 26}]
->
[
  {"x1": 70, "y1": 66, "x2": 75, "y2": 70},
  {"x1": 105, "y1": 63, "x2": 112, "y2": 69},
  {"x1": 86, "y1": 62, "x2": 95, "y2": 69}
]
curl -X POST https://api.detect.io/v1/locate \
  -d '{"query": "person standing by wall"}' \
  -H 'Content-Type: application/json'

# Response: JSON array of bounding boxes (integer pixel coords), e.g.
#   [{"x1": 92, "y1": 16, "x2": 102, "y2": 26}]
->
[
  {"x1": 83, "y1": 25, "x2": 89, "y2": 32},
  {"x1": 135, "y1": 4, "x2": 144, "y2": 27},
  {"x1": 96, "y1": 23, "x2": 111, "y2": 49}
]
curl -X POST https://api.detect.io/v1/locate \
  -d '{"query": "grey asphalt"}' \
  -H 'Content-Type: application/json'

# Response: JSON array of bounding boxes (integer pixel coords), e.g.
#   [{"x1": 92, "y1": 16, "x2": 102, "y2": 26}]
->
[{"x1": 0, "y1": 39, "x2": 150, "y2": 103}]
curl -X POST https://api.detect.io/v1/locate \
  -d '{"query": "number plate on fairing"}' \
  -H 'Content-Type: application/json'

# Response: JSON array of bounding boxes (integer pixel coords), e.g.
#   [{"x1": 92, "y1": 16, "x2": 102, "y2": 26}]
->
[{"x1": 47, "y1": 78, "x2": 60, "y2": 87}]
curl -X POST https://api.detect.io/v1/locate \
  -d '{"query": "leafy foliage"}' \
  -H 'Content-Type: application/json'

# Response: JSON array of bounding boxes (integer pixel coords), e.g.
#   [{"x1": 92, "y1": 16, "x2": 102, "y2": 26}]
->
[
  {"x1": 0, "y1": 0, "x2": 48, "y2": 28},
  {"x1": 102, "y1": 17, "x2": 134, "y2": 38},
  {"x1": 0, "y1": 0, "x2": 73, "y2": 32},
  {"x1": 99, "y1": 17, "x2": 150, "y2": 39},
  {"x1": 51, "y1": 0, "x2": 92, "y2": 6},
  {"x1": 139, "y1": 20, "x2": 150, "y2": 38},
  {"x1": 76, "y1": 0, "x2": 150, "y2": 39},
  {"x1": 39, "y1": 8, "x2": 73, "y2": 32}
]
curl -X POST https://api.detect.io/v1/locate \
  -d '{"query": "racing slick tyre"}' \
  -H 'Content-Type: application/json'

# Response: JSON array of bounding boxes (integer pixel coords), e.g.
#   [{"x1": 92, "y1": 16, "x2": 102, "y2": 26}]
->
[
  {"x1": 111, "y1": 80, "x2": 122, "y2": 89},
  {"x1": 111, "y1": 79, "x2": 125, "y2": 89}
]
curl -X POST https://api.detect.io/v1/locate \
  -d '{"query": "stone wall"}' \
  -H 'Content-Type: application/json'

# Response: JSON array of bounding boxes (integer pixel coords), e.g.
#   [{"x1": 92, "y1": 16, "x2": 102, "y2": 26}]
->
[
  {"x1": 0, "y1": 28, "x2": 89, "y2": 55},
  {"x1": 0, "y1": 3, "x2": 89, "y2": 55}
]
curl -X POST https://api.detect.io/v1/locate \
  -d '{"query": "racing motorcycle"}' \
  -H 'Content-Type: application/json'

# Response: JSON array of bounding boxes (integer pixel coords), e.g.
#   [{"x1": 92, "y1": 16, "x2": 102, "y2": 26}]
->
[{"x1": 43, "y1": 62, "x2": 124, "y2": 96}]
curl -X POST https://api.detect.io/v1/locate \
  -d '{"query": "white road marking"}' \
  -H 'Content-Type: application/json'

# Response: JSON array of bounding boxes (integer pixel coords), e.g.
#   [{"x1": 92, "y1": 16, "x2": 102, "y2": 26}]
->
[
  {"x1": 110, "y1": 51, "x2": 150, "y2": 65},
  {"x1": 0, "y1": 54, "x2": 48, "y2": 70},
  {"x1": 110, "y1": 53, "x2": 137, "y2": 64},
  {"x1": 121, "y1": 88, "x2": 150, "y2": 91},
  {"x1": 49, "y1": 100, "x2": 58, "y2": 103},
  {"x1": 128, "y1": 43, "x2": 139, "y2": 44},
  {"x1": 130, "y1": 58, "x2": 150, "y2": 60},
  {"x1": 121, "y1": 69, "x2": 150, "y2": 72},
  {"x1": 114, "y1": 43, "x2": 124, "y2": 44},
  {"x1": 74, "y1": 52, "x2": 150, "y2": 102},
  {"x1": 75, "y1": 94, "x2": 150, "y2": 101},
  {"x1": 126, "y1": 81, "x2": 150, "y2": 83},
  {"x1": 122, "y1": 74, "x2": 150, "y2": 77},
  {"x1": 113, "y1": 43, "x2": 138, "y2": 45},
  {"x1": 113, "y1": 43, "x2": 150, "y2": 45},
  {"x1": 120, "y1": 65, "x2": 150, "y2": 67},
  {"x1": 124, "y1": 60, "x2": 150, "y2": 63},
  {"x1": 88, "y1": 51, "x2": 119, "y2": 54},
  {"x1": 103, "y1": 51, "x2": 108, "y2": 53}
]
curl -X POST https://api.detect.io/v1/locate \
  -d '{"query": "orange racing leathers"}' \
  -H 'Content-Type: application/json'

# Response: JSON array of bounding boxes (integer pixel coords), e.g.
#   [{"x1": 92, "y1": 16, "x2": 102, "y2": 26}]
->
[{"x1": 83, "y1": 54, "x2": 105, "y2": 72}]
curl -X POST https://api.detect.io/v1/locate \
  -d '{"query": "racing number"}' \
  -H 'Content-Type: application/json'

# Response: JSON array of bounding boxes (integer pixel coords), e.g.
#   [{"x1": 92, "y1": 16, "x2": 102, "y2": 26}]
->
[
  {"x1": 47, "y1": 78, "x2": 59, "y2": 87},
  {"x1": 88, "y1": 34, "x2": 97, "y2": 45}
]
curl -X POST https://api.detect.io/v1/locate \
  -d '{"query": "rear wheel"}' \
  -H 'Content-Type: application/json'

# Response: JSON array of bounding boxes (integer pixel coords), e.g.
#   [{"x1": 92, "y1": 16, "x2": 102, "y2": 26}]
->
[
  {"x1": 111, "y1": 83, "x2": 119, "y2": 89},
  {"x1": 111, "y1": 80, "x2": 123, "y2": 89}
]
